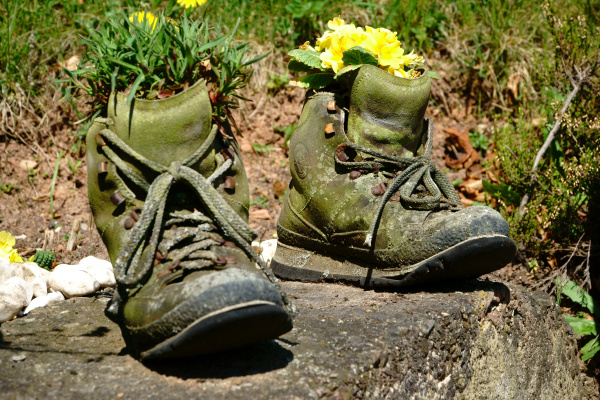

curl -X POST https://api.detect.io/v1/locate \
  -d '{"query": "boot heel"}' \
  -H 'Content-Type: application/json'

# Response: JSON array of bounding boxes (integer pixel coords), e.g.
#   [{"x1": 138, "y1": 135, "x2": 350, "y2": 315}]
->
[{"x1": 272, "y1": 242, "x2": 372, "y2": 286}]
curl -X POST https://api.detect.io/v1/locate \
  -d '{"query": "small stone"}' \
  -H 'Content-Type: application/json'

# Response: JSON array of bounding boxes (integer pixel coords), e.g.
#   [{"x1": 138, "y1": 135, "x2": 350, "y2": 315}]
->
[
  {"x1": 78, "y1": 257, "x2": 115, "y2": 288},
  {"x1": 0, "y1": 257, "x2": 14, "y2": 283},
  {"x1": 0, "y1": 277, "x2": 31, "y2": 322},
  {"x1": 48, "y1": 265, "x2": 100, "y2": 298},
  {"x1": 23, "y1": 291, "x2": 65, "y2": 315},
  {"x1": 18, "y1": 262, "x2": 48, "y2": 298},
  {"x1": 79, "y1": 256, "x2": 114, "y2": 273},
  {"x1": 250, "y1": 239, "x2": 278, "y2": 264},
  {"x1": 11, "y1": 354, "x2": 26, "y2": 362},
  {"x1": 19, "y1": 159, "x2": 37, "y2": 172}
]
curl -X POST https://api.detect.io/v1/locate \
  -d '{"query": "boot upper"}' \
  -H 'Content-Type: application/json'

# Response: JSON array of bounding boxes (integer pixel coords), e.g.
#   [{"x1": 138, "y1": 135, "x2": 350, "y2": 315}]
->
[{"x1": 279, "y1": 66, "x2": 510, "y2": 271}]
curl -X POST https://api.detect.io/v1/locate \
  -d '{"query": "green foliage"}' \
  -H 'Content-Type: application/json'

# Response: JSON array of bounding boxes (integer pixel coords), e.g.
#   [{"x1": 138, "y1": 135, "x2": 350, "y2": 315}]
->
[
  {"x1": 250, "y1": 195, "x2": 269, "y2": 208},
  {"x1": 59, "y1": 12, "x2": 268, "y2": 121},
  {"x1": 341, "y1": 46, "x2": 378, "y2": 67},
  {"x1": 267, "y1": 73, "x2": 290, "y2": 93},
  {"x1": 287, "y1": 50, "x2": 324, "y2": 70},
  {"x1": 274, "y1": 122, "x2": 298, "y2": 149},
  {"x1": 469, "y1": 131, "x2": 488, "y2": 154},
  {"x1": 557, "y1": 278, "x2": 600, "y2": 362},
  {"x1": 252, "y1": 143, "x2": 273, "y2": 153}
]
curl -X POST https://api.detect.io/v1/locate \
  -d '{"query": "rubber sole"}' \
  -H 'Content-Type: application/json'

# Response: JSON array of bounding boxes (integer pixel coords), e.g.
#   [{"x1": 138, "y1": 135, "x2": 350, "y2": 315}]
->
[
  {"x1": 140, "y1": 300, "x2": 293, "y2": 361},
  {"x1": 271, "y1": 235, "x2": 516, "y2": 289}
]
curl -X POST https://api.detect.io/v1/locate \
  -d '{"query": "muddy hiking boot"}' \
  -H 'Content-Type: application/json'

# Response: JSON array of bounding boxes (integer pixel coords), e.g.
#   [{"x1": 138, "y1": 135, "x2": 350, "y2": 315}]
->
[
  {"x1": 272, "y1": 65, "x2": 516, "y2": 288},
  {"x1": 86, "y1": 80, "x2": 294, "y2": 360}
]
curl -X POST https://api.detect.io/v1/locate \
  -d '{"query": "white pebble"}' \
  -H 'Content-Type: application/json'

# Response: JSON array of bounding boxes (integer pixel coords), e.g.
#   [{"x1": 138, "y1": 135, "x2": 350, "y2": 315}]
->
[
  {"x1": 23, "y1": 291, "x2": 65, "y2": 314},
  {"x1": 18, "y1": 262, "x2": 48, "y2": 298},
  {"x1": 251, "y1": 239, "x2": 278, "y2": 264},
  {"x1": 0, "y1": 257, "x2": 13, "y2": 283},
  {"x1": 79, "y1": 256, "x2": 114, "y2": 273},
  {"x1": 48, "y1": 265, "x2": 100, "y2": 298},
  {"x1": 0, "y1": 277, "x2": 31, "y2": 322},
  {"x1": 78, "y1": 256, "x2": 115, "y2": 287}
]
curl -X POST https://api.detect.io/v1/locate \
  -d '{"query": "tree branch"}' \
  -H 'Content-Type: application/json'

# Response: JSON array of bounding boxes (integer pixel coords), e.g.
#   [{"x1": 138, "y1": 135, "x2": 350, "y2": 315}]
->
[{"x1": 517, "y1": 64, "x2": 590, "y2": 215}]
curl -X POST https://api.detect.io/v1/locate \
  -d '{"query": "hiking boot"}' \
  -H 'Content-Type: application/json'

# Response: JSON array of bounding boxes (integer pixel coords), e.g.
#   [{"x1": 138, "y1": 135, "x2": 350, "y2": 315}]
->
[
  {"x1": 86, "y1": 80, "x2": 293, "y2": 360},
  {"x1": 272, "y1": 65, "x2": 516, "y2": 288}
]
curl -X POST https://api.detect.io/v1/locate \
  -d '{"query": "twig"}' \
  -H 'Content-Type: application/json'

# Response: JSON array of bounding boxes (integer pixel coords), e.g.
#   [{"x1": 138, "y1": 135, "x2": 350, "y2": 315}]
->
[
  {"x1": 582, "y1": 240, "x2": 592, "y2": 290},
  {"x1": 49, "y1": 151, "x2": 64, "y2": 220},
  {"x1": 518, "y1": 63, "x2": 591, "y2": 215},
  {"x1": 248, "y1": 95, "x2": 267, "y2": 120}
]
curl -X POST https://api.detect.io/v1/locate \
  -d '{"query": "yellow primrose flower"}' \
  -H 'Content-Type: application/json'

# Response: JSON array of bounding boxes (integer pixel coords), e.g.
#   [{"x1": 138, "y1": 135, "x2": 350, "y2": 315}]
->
[
  {"x1": 378, "y1": 42, "x2": 406, "y2": 69},
  {"x1": 129, "y1": 11, "x2": 158, "y2": 31},
  {"x1": 315, "y1": 29, "x2": 337, "y2": 52},
  {"x1": 365, "y1": 26, "x2": 398, "y2": 44},
  {"x1": 320, "y1": 36, "x2": 344, "y2": 73},
  {"x1": 0, "y1": 231, "x2": 23, "y2": 263},
  {"x1": 403, "y1": 50, "x2": 425, "y2": 67},
  {"x1": 362, "y1": 28, "x2": 397, "y2": 56},
  {"x1": 327, "y1": 17, "x2": 346, "y2": 31},
  {"x1": 177, "y1": 0, "x2": 208, "y2": 9},
  {"x1": 338, "y1": 25, "x2": 367, "y2": 48},
  {"x1": 387, "y1": 66, "x2": 410, "y2": 78}
]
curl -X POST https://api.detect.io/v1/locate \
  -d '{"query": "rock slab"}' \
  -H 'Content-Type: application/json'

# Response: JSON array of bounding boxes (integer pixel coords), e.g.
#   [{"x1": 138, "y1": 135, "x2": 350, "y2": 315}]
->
[{"x1": 0, "y1": 280, "x2": 593, "y2": 399}]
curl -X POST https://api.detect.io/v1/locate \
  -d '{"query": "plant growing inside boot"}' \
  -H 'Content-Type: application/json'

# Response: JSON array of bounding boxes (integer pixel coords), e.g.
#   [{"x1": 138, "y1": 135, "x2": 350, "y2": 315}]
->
[
  {"x1": 61, "y1": 11, "x2": 294, "y2": 360},
  {"x1": 287, "y1": 17, "x2": 427, "y2": 90},
  {"x1": 272, "y1": 18, "x2": 517, "y2": 288},
  {"x1": 61, "y1": 11, "x2": 267, "y2": 132}
]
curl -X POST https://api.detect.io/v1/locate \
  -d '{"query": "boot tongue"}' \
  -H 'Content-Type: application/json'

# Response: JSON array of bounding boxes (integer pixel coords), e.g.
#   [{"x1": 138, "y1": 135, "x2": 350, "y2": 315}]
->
[{"x1": 347, "y1": 65, "x2": 430, "y2": 158}]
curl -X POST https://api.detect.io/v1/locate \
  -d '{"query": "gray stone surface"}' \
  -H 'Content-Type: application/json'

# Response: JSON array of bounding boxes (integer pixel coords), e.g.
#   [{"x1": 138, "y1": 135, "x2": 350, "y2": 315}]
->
[{"x1": 0, "y1": 280, "x2": 591, "y2": 399}]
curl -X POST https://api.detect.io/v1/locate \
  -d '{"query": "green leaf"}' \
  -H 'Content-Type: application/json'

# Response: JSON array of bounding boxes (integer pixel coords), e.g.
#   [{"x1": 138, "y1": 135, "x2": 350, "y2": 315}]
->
[
  {"x1": 581, "y1": 336, "x2": 600, "y2": 361},
  {"x1": 295, "y1": 73, "x2": 334, "y2": 90},
  {"x1": 288, "y1": 49, "x2": 324, "y2": 70},
  {"x1": 557, "y1": 278, "x2": 600, "y2": 316},
  {"x1": 428, "y1": 71, "x2": 440, "y2": 79},
  {"x1": 564, "y1": 316, "x2": 597, "y2": 336},
  {"x1": 341, "y1": 46, "x2": 378, "y2": 66},
  {"x1": 481, "y1": 180, "x2": 521, "y2": 206},
  {"x1": 334, "y1": 64, "x2": 361, "y2": 78},
  {"x1": 126, "y1": 73, "x2": 146, "y2": 105},
  {"x1": 288, "y1": 59, "x2": 315, "y2": 72}
]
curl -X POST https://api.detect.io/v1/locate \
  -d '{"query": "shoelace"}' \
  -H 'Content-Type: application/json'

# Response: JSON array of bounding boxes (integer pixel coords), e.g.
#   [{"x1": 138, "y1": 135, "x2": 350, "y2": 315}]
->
[
  {"x1": 95, "y1": 122, "x2": 296, "y2": 315},
  {"x1": 334, "y1": 118, "x2": 463, "y2": 247}
]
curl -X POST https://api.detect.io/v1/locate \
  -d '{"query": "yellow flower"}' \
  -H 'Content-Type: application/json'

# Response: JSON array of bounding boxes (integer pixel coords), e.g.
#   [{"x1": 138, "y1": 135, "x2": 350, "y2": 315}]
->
[
  {"x1": 315, "y1": 29, "x2": 336, "y2": 52},
  {"x1": 0, "y1": 231, "x2": 23, "y2": 263},
  {"x1": 378, "y1": 42, "x2": 406, "y2": 69},
  {"x1": 129, "y1": 11, "x2": 157, "y2": 31},
  {"x1": 327, "y1": 17, "x2": 346, "y2": 31},
  {"x1": 177, "y1": 0, "x2": 208, "y2": 9},
  {"x1": 320, "y1": 36, "x2": 344, "y2": 73},
  {"x1": 361, "y1": 27, "x2": 397, "y2": 56}
]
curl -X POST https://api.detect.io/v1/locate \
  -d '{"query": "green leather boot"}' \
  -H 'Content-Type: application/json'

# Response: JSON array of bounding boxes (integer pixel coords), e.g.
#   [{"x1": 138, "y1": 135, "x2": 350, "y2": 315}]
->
[
  {"x1": 272, "y1": 65, "x2": 516, "y2": 288},
  {"x1": 86, "y1": 80, "x2": 293, "y2": 360}
]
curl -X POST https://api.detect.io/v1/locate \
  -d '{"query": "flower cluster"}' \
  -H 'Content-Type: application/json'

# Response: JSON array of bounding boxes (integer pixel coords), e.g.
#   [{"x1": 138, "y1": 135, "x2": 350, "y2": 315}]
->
[
  {"x1": 177, "y1": 0, "x2": 208, "y2": 9},
  {"x1": 129, "y1": 11, "x2": 158, "y2": 31},
  {"x1": 0, "y1": 231, "x2": 23, "y2": 263},
  {"x1": 302, "y1": 18, "x2": 424, "y2": 78}
]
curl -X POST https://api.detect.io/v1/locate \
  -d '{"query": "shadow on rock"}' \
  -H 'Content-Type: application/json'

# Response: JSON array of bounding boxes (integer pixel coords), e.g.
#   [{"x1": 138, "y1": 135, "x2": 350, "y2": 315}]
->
[
  {"x1": 374, "y1": 278, "x2": 511, "y2": 298},
  {"x1": 142, "y1": 339, "x2": 294, "y2": 379}
]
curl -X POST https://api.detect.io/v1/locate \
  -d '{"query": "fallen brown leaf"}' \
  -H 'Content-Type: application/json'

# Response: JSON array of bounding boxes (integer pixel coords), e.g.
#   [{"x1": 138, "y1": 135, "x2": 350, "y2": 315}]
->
[{"x1": 250, "y1": 209, "x2": 271, "y2": 220}]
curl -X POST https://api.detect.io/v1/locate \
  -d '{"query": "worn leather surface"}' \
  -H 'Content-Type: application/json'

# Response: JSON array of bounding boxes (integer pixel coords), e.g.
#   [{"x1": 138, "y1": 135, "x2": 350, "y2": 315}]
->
[
  {"x1": 87, "y1": 80, "x2": 249, "y2": 264},
  {"x1": 279, "y1": 66, "x2": 511, "y2": 268},
  {"x1": 85, "y1": 80, "x2": 286, "y2": 351}
]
